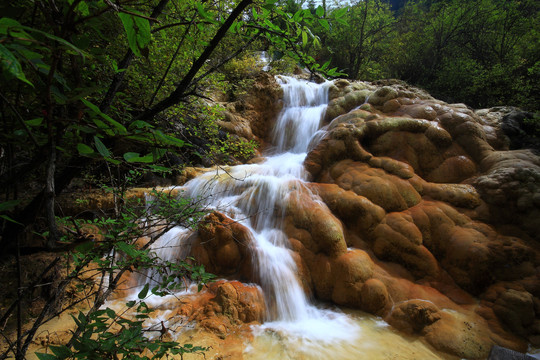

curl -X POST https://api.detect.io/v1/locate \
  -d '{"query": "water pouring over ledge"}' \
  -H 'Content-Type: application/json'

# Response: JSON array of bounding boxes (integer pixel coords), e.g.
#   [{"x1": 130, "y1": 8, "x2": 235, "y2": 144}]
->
[
  {"x1": 124, "y1": 76, "x2": 450, "y2": 359},
  {"x1": 176, "y1": 75, "x2": 360, "y2": 341}
]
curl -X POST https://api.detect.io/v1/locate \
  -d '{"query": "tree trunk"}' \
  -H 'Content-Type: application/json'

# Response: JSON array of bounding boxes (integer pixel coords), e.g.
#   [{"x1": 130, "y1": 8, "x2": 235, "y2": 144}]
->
[{"x1": 138, "y1": 0, "x2": 253, "y2": 120}]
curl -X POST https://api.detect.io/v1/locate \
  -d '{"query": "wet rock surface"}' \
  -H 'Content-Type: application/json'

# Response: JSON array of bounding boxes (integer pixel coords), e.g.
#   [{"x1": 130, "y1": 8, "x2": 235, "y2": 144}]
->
[{"x1": 296, "y1": 80, "x2": 540, "y2": 358}]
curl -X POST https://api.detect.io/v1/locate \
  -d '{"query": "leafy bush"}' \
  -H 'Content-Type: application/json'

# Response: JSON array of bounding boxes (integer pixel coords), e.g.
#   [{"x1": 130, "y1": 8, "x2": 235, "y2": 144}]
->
[
  {"x1": 31, "y1": 184, "x2": 214, "y2": 360},
  {"x1": 221, "y1": 52, "x2": 264, "y2": 81}
]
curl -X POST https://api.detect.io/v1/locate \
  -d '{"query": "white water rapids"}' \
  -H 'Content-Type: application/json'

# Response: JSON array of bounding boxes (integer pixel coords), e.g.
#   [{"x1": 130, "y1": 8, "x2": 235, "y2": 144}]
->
[
  {"x1": 120, "y1": 76, "x2": 449, "y2": 359},
  {"x1": 177, "y1": 76, "x2": 359, "y2": 340}
]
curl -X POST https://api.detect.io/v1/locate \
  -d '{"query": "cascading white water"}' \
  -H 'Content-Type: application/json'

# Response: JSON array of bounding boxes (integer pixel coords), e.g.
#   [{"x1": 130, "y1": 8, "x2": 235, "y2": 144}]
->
[
  {"x1": 111, "y1": 76, "x2": 455, "y2": 359},
  {"x1": 126, "y1": 75, "x2": 360, "y2": 344},
  {"x1": 69, "y1": 76, "x2": 457, "y2": 360},
  {"x1": 179, "y1": 76, "x2": 354, "y2": 333},
  {"x1": 272, "y1": 77, "x2": 330, "y2": 153}
]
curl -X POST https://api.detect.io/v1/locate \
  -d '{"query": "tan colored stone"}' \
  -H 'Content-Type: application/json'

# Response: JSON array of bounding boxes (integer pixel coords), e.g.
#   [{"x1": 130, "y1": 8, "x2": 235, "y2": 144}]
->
[
  {"x1": 360, "y1": 278, "x2": 390, "y2": 315},
  {"x1": 192, "y1": 212, "x2": 253, "y2": 277}
]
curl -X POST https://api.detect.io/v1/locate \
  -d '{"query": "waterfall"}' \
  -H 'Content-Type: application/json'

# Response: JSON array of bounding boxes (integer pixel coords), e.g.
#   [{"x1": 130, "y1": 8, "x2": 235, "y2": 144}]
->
[
  {"x1": 272, "y1": 76, "x2": 330, "y2": 153},
  {"x1": 132, "y1": 75, "x2": 359, "y2": 342},
  {"x1": 182, "y1": 76, "x2": 327, "y2": 316}
]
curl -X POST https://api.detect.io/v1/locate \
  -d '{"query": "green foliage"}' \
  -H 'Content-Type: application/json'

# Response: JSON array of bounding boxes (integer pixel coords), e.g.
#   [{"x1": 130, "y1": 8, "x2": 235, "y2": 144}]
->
[
  {"x1": 215, "y1": 134, "x2": 259, "y2": 163},
  {"x1": 221, "y1": 52, "x2": 264, "y2": 80},
  {"x1": 39, "y1": 304, "x2": 208, "y2": 360},
  {"x1": 302, "y1": 0, "x2": 539, "y2": 110},
  {"x1": 385, "y1": 0, "x2": 539, "y2": 109},
  {"x1": 0, "y1": 2, "x2": 346, "y2": 359},
  {"x1": 38, "y1": 175, "x2": 213, "y2": 359},
  {"x1": 319, "y1": 0, "x2": 396, "y2": 80},
  {"x1": 118, "y1": 12, "x2": 151, "y2": 58},
  {"x1": 167, "y1": 101, "x2": 257, "y2": 164},
  {"x1": 267, "y1": 53, "x2": 299, "y2": 75},
  {"x1": 0, "y1": 43, "x2": 34, "y2": 87}
]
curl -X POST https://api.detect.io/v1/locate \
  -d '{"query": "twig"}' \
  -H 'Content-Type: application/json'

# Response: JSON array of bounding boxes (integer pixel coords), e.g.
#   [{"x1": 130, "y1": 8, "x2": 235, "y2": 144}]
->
[
  {"x1": 148, "y1": 10, "x2": 197, "y2": 107},
  {"x1": 151, "y1": 20, "x2": 213, "y2": 33},
  {"x1": 104, "y1": 0, "x2": 160, "y2": 22}
]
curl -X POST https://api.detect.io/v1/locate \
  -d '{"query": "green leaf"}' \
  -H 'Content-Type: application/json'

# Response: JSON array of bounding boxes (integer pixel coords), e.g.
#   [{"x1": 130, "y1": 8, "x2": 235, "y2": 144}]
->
[
  {"x1": 138, "y1": 283, "x2": 149, "y2": 299},
  {"x1": 316, "y1": 5, "x2": 324, "y2": 17},
  {"x1": 116, "y1": 241, "x2": 138, "y2": 257},
  {"x1": 313, "y1": 36, "x2": 320, "y2": 49},
  {"x1": 128, "y1": 120, "x2": 154, "y2": 130},
  {"x1": 92, "y1": 119, "x2": 114, "y2": 136},
  {"x1": 74, "y1": 2, "x2": 90, "y2": 16},
  {"x1": 196, "y1": 3, "x2": 218, "y2": 24},
  {"x1": 0, "y1": 200, "x2": 21, "y2": 211},
  {"x1": 318, "y1": 18, "x2": 329, "y2": 30},
  {"x1": 319, "y1": 60, "x2": 330, "y2": 71},
  {"x1": 77, "y1": 143, "x2": 94, "y2": 155},
  {"x1": 118, "y1": 12, "x2": 151, "y2": 57},
  {"x1": 49, "y1": 345, "x2": 72, "y2": 360},
  {"x1": 123, "y1": 152, "x2": 140, "y2": 162},
  {"x1": 105, "y1": 308, "x2": 116, "y2": 319},
  {"x1": 74, "y1": 241, "x2": 94, "y2": 254},
  {"x1": 82, "y1": 99, "x2": 127, "y2": 134},
  {"x1": 301, "y1": 30, "x2": 308, "y2": 48},
  {"x1": 149, "y1": 165, "x2": 170, "y2": 172},
  {"x1": 104, "y1": 156, "x2": 122, "y2": 165},
  {"x1": 36, "y1": 353, "x2": 58, "y2": 360},
  {"x1": 123, "y1": 152, "x2": 154, "y2": 163},
  {"x1": 25, "y1": 117, "x2": 43, "y2": 126},
  {"x1": 293, "y1": 10, "x2": 303, "y2": 22},
  {"x1": 151, "y1": 148, "x2": 167, "y2": 161},
  {"x1": 1, "y1": 214, "x2": 23, "y2": 225},
  {"x1": 0, "y1": 44, "x2": 33, "y2": 87},
  {"x1": 333, "y1": 7, "x2": 347, "y2": 18},
  {"x1": 94, "y1": 136, "x2": 111, "y2": 158},
  {"x1": 0, "y1": 18, "x2": 30, "y2": 38},
  {"x1": 335, "y1": 17, "x2": 348, "y2": 26},
  {"x1": 154, "y1": 130, "x2": 184, "y2": 147},
  {"x1": 19, "y1": 25, "x2": 85, "y2": 58}
]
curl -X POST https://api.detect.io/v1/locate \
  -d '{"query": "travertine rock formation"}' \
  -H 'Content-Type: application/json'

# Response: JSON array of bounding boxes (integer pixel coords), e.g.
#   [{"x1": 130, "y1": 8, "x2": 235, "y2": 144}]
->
[
  {"x1": 203, "y1": 77, "x2": 540, "y2": 358},
  {"x1": 297, "y1": 79, "x2": 539, "y2": 358}
]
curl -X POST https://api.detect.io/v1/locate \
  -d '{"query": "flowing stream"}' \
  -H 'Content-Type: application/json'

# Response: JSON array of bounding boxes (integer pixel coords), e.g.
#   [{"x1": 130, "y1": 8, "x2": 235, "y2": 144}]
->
[
  {"x1": 125, "y1": 76, "x2": 449, "y2": 359},
  {"x1": 178, "y1": 76, "x2": 358, "y2": 339}
]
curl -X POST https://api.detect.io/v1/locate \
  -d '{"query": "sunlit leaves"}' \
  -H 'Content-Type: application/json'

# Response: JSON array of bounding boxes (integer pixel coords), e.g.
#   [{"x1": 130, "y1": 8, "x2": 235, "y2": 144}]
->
[
  {"x1": 123, "y1": 152, "x2": 155, "y2": 163},
  {"x1": 196, "y1": 3, "x2": 219, "y2": 25},
  {"x1": 118, "y1": 11, "x2": 151, "y2": 57},
  {"x1": 318, "y1": 18, "x2": 330, "y2": 30}
]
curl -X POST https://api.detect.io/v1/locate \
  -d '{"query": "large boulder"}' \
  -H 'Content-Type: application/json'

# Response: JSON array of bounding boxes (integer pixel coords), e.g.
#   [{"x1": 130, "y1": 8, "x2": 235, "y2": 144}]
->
[
  {"x1": 191, "y1": 211, "x2": 254, "y2": 279},
  {"x1": 302, "y1": 80, "x2": 539, "y2": 356}
]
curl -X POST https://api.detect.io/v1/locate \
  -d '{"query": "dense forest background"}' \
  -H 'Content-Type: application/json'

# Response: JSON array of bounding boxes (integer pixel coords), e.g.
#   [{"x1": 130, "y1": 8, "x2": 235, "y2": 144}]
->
[
  {"x1": 308, "y1": 0, "x2": 539, "y2": 110},
  {"x1": 0, "y1": 1, "x2": 538, "y2": 359}
]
